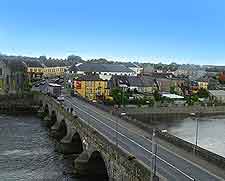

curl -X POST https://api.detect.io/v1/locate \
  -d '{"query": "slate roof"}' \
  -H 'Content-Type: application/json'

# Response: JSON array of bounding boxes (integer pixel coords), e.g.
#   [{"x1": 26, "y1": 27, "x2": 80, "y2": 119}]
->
[
  {"x1": 76, "y1": 63, "x2": 134, "y2": 73},
  {"x1": 121, "y1": 62, "x2": 141, "y2": 68},
  {"x1": 75, "y1": 74, "x2": 105, "y2": 81},
  {"x1": 23, "y1": 60, "x2": 43, "y2": 67},
  {"x1": 209, "y1": 90, "x2": 225, "y2": 97},
  {"x1": 112, "y1": 75, "x2": 155, "y2": 87},
  {"x1": 68, "y1": 64, "x2": 79, "y2": 72}
]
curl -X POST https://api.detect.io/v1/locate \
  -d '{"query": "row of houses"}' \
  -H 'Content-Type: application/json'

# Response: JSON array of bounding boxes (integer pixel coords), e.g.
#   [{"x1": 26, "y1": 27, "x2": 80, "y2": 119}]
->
[
  {"x1": 71, "y1": 63, "x2": 210, "y2": 101},
  {"x1": 24, "y1": 60, "x2": 66, "y2": 79}
]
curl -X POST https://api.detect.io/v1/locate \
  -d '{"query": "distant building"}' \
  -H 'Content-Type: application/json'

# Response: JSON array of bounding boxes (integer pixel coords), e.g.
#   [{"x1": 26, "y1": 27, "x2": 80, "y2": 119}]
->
[
  {"x1": 0, "y1": 59, "x2": 27, "y2": 94},
  {"x1": 142, "y1": 64, "x2": 155, "y2": 74},
  {"x1": 209, "y1": 90, "x2": 225, "y2": 103},
  {"x1": 110, "y1": 75, "x2": 156, "y2": 94},
  {"x1": 121, "y1": 62, "x2": 143, "y2": 75},
  {"x1": 68, "y1": 63, "x2": 136, "y2": 80},
  {"x1": 74, "y1": 74, "x2": 110, "y2": 101},
  {"x1": 43, "y1": 65, "x2": 66, "y2": 78},
  {"x1": 196, "y1": 77, "x2": 209, "y2": 90}
]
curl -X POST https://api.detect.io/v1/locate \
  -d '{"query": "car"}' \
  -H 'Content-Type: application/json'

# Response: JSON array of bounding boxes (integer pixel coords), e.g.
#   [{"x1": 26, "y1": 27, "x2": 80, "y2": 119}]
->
[
  {"x1": 34, "y1": 83, "x2": 40, "y2": 87},
  {"x1": 57, "y1": 95, "x2": 65, "y2": 102}
]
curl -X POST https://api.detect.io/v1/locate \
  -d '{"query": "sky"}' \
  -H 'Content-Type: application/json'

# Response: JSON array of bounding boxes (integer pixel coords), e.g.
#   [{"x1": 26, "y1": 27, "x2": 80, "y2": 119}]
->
[{"x1": 0, "y1": 0, "x2": 225, "y2": 65}]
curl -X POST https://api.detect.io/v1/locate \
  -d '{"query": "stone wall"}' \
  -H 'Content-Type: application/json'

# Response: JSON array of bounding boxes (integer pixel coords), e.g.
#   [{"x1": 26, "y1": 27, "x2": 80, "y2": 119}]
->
[
  {"x1": 39, "y1": 94, "x2": 153, "y2": 181},
  {"x1": 0, "y1": 92, "x2": 39, "y2": 113}
]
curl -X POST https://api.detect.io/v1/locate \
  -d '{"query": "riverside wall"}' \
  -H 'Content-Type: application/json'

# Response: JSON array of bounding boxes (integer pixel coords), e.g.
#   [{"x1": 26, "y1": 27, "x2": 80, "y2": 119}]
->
[
  {"x1": 83, "y1": 99, "x2": 225, "y2": 170},
  {"x1": 0, "y1": 93, "x2": 39, "y2": 114}
]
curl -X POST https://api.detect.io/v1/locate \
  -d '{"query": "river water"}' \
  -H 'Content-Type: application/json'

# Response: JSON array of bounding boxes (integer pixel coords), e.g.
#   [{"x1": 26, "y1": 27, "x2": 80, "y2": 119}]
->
[
  {"x1": 165, "y1": 115, "x2": 225, "y2": 158},
  {"x1": 0, "y1": 114, "x2": 87, "y2": 181}
]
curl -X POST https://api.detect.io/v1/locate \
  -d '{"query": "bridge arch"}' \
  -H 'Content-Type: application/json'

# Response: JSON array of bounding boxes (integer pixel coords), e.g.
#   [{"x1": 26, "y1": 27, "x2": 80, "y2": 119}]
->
[
  {"x1": 71, "y1": 132, "x2": 83, "y2": 154},
  {"x1": 44, "y1": 104, "x2": 49, "y2": 115},
  {"x1": 48, "y1": 110, "x2": 57, "y2": 128},
  {"x1": 88, "y1": 151, "x2": 109, "y2": 180},
  {"x1": 39, "y1": 100, "x2": 43, "y2": 108},
  {"x1": 54, "y1": 119, "x2": 67, "y2": 141}
]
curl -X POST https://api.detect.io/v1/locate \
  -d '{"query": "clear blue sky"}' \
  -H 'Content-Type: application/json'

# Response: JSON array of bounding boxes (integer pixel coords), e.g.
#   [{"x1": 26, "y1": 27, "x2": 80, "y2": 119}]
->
[{"x1": 0, "y1": 0, "x2": 225, "y2": 65}]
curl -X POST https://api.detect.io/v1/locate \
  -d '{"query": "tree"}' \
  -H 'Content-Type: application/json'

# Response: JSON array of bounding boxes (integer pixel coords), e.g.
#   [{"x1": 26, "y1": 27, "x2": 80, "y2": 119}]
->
[
  {"x1": 153, "y1": 90, "x2": 161, "y2": 102},
  {"x1": 111, "y1": 88, "x2": 122, "y2": 105},
  {"x1": 197, "y1": 88, "x2": 209, "y2": 98},
  {"x1": 170, "y1": 85, "x2": 176, "y2": 94},
  {"x1": 39, "y1": 56, "x2": 47, "y2": 62},
  {"x1": 111, "y1": 88, "x2": 128, "y2": 106},
  {"x1": 67, "y1": 55, "x2": 83, "y2": 62}
]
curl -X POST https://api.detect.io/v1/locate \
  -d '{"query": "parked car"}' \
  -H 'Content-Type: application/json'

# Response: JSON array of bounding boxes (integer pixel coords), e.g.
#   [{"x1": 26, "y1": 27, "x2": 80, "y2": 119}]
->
[
  {"x1": 34, "y1": 83, "x2": 40, "y2": 87},
  {"x1": 57, "y1": 95, "x2": 65, "y2": 102}
]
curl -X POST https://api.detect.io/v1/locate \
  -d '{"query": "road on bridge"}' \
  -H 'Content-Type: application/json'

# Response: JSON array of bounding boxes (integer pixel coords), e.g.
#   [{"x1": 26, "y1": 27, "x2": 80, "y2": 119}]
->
[{"x1": 62, "y1": 96, "x2": 225, "y2": 181}]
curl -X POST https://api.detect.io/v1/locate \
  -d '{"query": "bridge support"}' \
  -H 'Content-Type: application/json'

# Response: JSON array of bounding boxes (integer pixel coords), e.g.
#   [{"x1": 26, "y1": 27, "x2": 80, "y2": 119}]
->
[{"x1": 56, "y1": 132, "x2": 84, "y2": 155}]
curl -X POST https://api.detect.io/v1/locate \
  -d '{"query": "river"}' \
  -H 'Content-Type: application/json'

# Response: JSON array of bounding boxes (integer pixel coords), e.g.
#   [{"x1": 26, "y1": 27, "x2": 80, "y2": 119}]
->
[
  {"x1": 165, "y1": 115, "x2": 225, "y2": 158},
  {"x1": 0, "y1": 114, "x2": 89, "y2": 181}
]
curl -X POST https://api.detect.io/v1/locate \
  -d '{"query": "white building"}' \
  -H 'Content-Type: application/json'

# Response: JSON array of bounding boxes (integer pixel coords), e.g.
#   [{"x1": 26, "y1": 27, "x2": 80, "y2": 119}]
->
[
  {"x1": 209, "y1": 90, "x2": 225, "y2": 103},
  {"x1": 68, "y1": 63, "x2": 136, "y2": 80}
]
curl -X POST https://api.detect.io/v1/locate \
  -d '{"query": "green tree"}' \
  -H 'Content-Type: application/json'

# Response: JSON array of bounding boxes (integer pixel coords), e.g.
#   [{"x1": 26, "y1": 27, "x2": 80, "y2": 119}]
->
[
  {"x1": 170, "y1": 85, "x2": 176, "y2": 94},
  {"x1": 153, "y1": 90, "x2": 161, "y2": 102},
  {"x1": 197, "y1": 88, "x2": 209, "y2": 98}
]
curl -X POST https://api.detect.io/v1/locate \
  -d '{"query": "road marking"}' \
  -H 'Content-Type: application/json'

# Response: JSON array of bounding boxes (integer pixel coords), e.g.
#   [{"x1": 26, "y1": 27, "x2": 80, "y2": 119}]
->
[
  {"x1": 65, "y1": 99, "x2": 195, "y2": 181},
  {"x1": 69, "y1": 97, "x2": 225, "y2": 181}
]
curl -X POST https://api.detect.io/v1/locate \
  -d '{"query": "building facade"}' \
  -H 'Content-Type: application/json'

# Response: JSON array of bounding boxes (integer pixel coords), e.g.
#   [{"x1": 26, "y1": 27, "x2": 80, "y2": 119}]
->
[
  {"x1": 43, "y1": 66, "x2": 66, "y2": 78},
  {"x1": 23, "y1": 60, "x2": 44, "y2": 80},
  {"x1": 74, "y1": 75, "x2": 110, "y2": 100}
]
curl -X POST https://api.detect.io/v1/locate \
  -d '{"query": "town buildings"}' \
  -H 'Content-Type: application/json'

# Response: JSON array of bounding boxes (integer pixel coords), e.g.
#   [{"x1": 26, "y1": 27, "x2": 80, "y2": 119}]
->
[
  {"x1": 43, "y1": 65, "x2": 66, "y2": 78},
  {"x1": 68, "y1": 63, "x2": 137, "y2": 80},
  {"x1": 74, "y1": 74, "x2": 110, "y2": 101},
  {"x1": 23, "y1": 60, "x2": 44, "y2": 80},
  {"x1": 209, "y1": 90, "x2": 225, "y2": 104}
]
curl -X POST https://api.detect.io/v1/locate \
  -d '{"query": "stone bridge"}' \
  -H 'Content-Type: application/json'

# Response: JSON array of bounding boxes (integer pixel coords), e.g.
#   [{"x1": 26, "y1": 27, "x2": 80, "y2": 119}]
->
[{"x1": 37, "y1": 94, "x2": 151, "y2": 181}]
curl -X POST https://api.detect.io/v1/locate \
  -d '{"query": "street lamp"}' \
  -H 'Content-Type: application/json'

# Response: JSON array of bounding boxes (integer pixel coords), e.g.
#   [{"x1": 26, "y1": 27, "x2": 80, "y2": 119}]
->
[
  {"x1": 151, "y1": 128, "x2": 159, "y2": 181},
  {"x1": 116, "y1": 112, "x2": 126, "y2": 147},
  {"x1": 190, "y1": 112, "x2": 199, "y2": 155}
]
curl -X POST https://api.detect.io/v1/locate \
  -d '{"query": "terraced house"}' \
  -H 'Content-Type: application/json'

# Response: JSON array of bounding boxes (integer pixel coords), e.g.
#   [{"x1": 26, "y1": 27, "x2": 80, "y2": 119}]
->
[
  {"x1": 74, "y1": 74, "x2": 110, "y2": 101},
  {"x1": 43, "y1": 65, "x2": 66, "y2": 78},
  {"x1": 23, "y1": 60, "x2": 44, "y2": 80}
]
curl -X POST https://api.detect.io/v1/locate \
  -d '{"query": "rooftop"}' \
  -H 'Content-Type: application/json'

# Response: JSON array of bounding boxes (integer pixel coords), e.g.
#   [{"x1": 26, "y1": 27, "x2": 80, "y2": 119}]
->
[
  {"x1": 75, "y1": 74, "x2": 105, "y2": 81},
  {"x1": 209, "y1": 90, "x2": 225, "y2": 97},
  {"x1": 23, "y1": 60, "x2": 43, "y2": 67},
  {"x1": 76, "y1": 63, "x2": 134, "y2": 73}
]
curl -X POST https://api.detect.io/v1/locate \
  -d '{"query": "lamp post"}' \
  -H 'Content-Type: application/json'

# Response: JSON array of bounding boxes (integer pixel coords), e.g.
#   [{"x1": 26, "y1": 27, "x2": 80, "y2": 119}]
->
[
  {"x1": 190, "y1": 112, "x2": 199, "y2": 155},
  {"x1": 151, "y1": 128, "x2": 159, "y2": 181},
  {"x1": 116, "y1": 112, "x2": 126, "y2": 147}
]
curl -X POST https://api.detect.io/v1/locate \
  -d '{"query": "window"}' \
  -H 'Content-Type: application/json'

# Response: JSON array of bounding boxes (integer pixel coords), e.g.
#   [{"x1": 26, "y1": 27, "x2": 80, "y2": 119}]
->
[{"x1": 0, "y1": 68, "x2": 2, "y2": 76}]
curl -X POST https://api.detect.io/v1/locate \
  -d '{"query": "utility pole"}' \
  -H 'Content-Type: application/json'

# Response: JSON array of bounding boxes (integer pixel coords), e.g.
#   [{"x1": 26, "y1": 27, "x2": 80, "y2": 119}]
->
[
  {"x1": 151, "y1": 129, "x2": 159, "y2": 181},
  {"x1": 190, "y1": 112, "x2": 199, "y2": 155}
]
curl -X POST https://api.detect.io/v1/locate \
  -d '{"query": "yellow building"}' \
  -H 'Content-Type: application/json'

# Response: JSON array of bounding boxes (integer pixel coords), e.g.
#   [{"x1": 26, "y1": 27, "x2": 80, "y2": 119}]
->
[
  {"x1": 198, "y1": 81, "x2": 208, "y2": 90},
  {"x1": 23, "y1": 60, "x2": 44, "y2": 80},
  {"x1": 43, "y1": 66, "x2": 66, "y2": 78},
  {"x1": 74, "y1": 75, "x2": 110, "y2": 100}
]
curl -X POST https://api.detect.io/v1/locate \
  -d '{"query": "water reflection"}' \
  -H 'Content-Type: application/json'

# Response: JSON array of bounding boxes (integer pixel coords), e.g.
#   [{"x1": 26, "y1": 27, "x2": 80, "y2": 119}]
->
[{"x1": 167, "y1": 116, "x2": 225, "y2": 157}]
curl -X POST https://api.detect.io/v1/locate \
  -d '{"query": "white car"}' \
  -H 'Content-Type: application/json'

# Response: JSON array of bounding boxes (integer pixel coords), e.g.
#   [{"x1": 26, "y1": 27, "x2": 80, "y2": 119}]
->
[{"x1": 57, "y1": 95, "x2": 65, "y2": 102}]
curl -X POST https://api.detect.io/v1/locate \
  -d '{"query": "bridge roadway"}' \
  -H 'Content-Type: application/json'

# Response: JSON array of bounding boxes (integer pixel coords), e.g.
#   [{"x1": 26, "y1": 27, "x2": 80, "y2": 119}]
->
[{"x1": 63, "y1": 96, "x2": 225, "y2": 181}]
